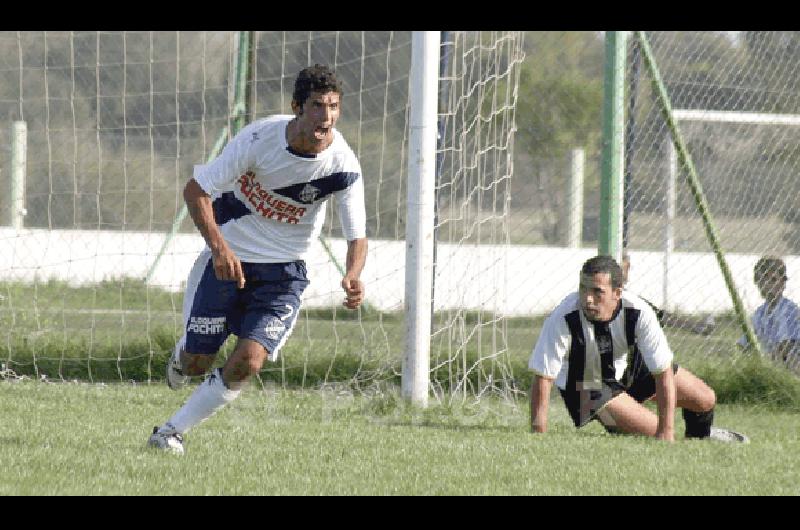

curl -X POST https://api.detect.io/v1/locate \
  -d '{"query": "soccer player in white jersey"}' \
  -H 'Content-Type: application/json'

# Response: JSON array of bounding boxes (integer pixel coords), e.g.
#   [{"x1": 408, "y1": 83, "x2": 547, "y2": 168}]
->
[
  {"x1": 148, "y1": 64, "x2": 368, "y2": 454},
  {"x1": 529, "y1": 255, "x2": 748, "y2": 442},
  {"x1": 738, "y1": 256, "x2": 800, "y2": 370}
]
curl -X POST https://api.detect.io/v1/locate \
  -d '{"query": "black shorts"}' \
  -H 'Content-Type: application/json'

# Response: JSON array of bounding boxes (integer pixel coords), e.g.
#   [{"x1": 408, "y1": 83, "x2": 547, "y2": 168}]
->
[{"x1": 559, "y1": 362, "x2": 679, "y2": 428}]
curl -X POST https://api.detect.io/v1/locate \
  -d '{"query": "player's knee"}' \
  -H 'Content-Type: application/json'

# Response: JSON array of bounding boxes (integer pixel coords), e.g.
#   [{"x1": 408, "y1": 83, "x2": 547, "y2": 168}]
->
[
  {"x1": 183, "y1": 364, "x2": 207, "y2": 377},
  {"x1": 244, "y1": 353, "x2": 266, "y2": 375},
  {"x1": 698, "y1": 385, "x2": 716, "y2": 412},
  {"x1": 234, "y1": 349, "x2": 267, "y2": 377},
  {"x1": 679, "y1": 368, "x2": 717, "y2": 412},
  {"x1": 182, "y1": 352, "x2": 215, "y2": 376}
]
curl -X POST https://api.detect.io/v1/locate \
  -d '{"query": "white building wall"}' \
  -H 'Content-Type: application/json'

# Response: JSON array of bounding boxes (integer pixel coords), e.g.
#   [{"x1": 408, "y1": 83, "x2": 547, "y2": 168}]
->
[{"x1": 0, "y1": 227, "x2": 792, "y2": 316}]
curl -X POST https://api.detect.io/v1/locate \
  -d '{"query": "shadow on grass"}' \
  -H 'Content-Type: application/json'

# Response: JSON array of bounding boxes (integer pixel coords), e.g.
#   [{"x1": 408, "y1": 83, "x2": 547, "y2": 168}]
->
[
  {"x1": 0, "y1": 436, "x2": 28, "y2": 447},
  {"x1": 375, "y1": 418, "x2": 523, "y2": 434}
]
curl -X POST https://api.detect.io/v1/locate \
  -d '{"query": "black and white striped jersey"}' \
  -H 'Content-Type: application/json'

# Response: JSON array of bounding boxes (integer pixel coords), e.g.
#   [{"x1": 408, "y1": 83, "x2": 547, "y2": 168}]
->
[{"x1": 529, "y1": 291, "x2": 673, "y2": 391}]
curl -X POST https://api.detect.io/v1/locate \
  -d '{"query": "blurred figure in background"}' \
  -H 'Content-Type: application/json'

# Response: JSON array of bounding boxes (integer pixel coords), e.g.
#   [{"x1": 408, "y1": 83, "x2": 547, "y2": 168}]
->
[{"x1": 738, "y1": 256, "x2": 800, "y2": 372}]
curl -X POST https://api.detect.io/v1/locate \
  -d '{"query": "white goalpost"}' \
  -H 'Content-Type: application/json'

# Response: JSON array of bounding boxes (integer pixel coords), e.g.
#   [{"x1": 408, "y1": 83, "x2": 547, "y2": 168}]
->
[
  {"x1": 0, "y1": 31, "x2": 527, "y2": 395},
  {"x1": 9, "y1": 121, "x2": 26, "y2": 230},
  {"x1": 403, "y1": 31, "x2": 439, "y2": 407}
]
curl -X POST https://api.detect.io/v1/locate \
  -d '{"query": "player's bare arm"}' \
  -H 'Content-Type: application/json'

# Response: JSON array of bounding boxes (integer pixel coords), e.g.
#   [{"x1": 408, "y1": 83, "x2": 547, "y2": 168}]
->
[
  {"x1": 654, "y1": 367, "x2": 676, "y2": 442},
  {"x1": 530, "y1": 374, "x2": 553, "y2": 433},
  {"x1": 341, "y1": 237, "x2": 368, "y2": 310},
  {"x1": 184, "y1": 178, "x2": 245, "y2": 289}
]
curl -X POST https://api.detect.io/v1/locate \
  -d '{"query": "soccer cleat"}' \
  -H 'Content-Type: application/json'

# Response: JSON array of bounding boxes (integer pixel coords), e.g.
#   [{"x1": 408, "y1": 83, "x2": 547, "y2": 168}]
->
[
  {"x1": 147, "y1": 426, "x2": 184, "y2": 454},
  {"x1": 166, "y1": 345, "x2": 190, "y2": 390},
  {"x1": 708, "y1": 426, "x2": 749, "y2": 443}
]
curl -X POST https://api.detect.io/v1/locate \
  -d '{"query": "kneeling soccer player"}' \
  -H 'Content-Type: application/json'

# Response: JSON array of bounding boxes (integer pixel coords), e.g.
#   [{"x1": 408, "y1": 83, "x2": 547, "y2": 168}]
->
[{"x1": 529, "y1": 255, "x2": 748, "y2": 443}]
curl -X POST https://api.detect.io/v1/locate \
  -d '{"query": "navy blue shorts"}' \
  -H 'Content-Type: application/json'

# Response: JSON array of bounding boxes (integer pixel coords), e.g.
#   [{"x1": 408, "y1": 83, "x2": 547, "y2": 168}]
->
[{"x1": 183, "y1": 258, "x2": 309, "y2": 361}]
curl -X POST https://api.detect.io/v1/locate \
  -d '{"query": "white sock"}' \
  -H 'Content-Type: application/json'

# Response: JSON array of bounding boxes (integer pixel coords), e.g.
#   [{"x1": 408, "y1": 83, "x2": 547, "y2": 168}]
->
[{"x1": 160, "y1": 368, "x2": 240, "y2": 435}]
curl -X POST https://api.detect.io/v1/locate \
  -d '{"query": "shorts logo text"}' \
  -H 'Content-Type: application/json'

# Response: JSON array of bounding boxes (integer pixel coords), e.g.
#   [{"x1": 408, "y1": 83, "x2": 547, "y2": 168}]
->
[{"x1": 188, "y1": 316, "x2": 226, "y2": 335}]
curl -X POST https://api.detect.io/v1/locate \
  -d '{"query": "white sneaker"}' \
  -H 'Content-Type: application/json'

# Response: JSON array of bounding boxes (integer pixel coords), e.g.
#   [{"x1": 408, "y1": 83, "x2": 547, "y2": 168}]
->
[
  {"x1": 709, "y1": 426, "x2": 749, "y2": 443},
  {"x1": 147, "y1": 426, "x2": 184, "y2": 454},
  {"x1": 166, "y1": 345, "x2": 189, "y2": 390}
]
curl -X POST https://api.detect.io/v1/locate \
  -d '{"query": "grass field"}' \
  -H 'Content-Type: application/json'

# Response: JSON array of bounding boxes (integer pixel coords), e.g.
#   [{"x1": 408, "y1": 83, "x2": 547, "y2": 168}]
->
[
  {"x1": 3, "y1": 279, "x2": 800, "y2": 495},
  {"x1": 2, "y1": 379, "x2": 799, "y2": 496}
]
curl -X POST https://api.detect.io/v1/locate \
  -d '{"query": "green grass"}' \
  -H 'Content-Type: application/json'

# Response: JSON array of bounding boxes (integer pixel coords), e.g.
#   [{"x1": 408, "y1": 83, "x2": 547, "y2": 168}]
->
[
  {"x1": 2, "y1": 379, "x2": 799, "y2": 495},
  {"x1": 1, "y1": 277, "x2": 180, "y2": 312},
  {"x1": 0, "y1": 279, "x2": 535, "y2": 392},
  {"x1": 4, "y1": 279, "x2": 800, "y2": 412}
]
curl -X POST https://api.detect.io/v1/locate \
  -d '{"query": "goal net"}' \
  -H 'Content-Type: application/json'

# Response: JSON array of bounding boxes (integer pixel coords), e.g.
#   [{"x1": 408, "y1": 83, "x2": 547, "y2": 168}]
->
[
  {"x1": 625, "y1": 31, "x2": 800, "y2": 376},
  {"x1": 0, "y1": 31, "x2": 527, "y2": 397}
]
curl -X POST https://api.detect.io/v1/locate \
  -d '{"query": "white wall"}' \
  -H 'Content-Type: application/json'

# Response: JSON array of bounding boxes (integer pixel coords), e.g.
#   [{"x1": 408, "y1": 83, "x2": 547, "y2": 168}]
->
[{"x1": 0, "y1": 227, "x2": 794, "y2": 316}]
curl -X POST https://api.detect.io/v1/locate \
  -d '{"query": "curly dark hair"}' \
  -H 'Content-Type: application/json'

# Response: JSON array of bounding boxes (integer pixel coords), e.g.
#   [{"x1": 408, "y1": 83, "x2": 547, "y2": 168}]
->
[
  {"x1": 581, "y1": 255, "x2": 624, "y2": 289},
  {"x1": 292, "y1": 64, "x2": 342, "y2": 107}
]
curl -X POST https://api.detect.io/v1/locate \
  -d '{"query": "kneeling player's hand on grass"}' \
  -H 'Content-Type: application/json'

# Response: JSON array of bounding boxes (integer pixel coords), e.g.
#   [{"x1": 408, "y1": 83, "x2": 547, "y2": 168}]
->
[
  {"x1": 656, "y1": 428, "x2": 674, "y2": 442},
  {"x1": 341, "y1": 277, "x2": 364, "y2": 310}
]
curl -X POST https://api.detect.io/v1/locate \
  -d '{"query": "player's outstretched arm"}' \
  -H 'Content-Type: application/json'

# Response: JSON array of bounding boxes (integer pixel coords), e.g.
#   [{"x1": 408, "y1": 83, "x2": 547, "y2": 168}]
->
[
  {"x1": 530, "y1": 375, "x2": 553, "y2": 433},
  {"x1": 184, "y1": 178, "x2": 245, "y2": 289},
  {"x1": 654, "y1": 368, "x2": 676, "y2": 442},
  {"x1": 341, "y1": 237, "x2": 368, "y2": 310}
]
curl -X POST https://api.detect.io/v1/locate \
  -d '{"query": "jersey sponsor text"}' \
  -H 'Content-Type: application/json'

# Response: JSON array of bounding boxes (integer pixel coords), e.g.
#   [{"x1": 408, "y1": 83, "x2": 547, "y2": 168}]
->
[{"x1": 238, "y1": 171, "x2": 307, "y2": 224}]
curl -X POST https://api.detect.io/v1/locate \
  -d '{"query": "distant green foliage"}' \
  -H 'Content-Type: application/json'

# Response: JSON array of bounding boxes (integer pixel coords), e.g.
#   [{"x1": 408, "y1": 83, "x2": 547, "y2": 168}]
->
[
  {"x1": 690, "y1": 354, "x2": 800, "y2": 412},
  {"x1": 515, "y1": 32, "x2": 604, "y2": 161}
]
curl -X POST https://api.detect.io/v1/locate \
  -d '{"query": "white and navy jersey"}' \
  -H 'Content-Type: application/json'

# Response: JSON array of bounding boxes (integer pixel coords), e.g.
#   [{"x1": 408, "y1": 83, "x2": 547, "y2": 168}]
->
[
  {"x1": 737, "y1": 296, "x2": 800, "y2": 353},
  {"x1": 192, "y1": 115, "x2": 367, "y2": 263},
  {"x1": 529, "y1": 291, "x2": 674, "y2": 391}
]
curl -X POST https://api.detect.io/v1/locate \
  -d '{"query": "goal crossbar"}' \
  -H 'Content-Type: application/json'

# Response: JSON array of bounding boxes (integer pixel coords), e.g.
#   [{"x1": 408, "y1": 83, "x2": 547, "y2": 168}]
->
[
  {"x1": 673, "y1": 109, "x2": 800, "y2": 126},
  {"x1": 661, "y1": 107, "x2": 800, "y2": 354}
]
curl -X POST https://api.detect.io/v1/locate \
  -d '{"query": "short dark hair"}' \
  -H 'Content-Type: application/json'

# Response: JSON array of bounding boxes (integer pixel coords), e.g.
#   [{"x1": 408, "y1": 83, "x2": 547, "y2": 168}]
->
[
  {"x1": 581, "y1": 255, "x2": 624, "y2": 289},
  {"x1": 292, "y1": 64, "x2": 342, "y2": 107},
  {"x1": 754, "y1": 256, "x2": 786, "y2": 282}
]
